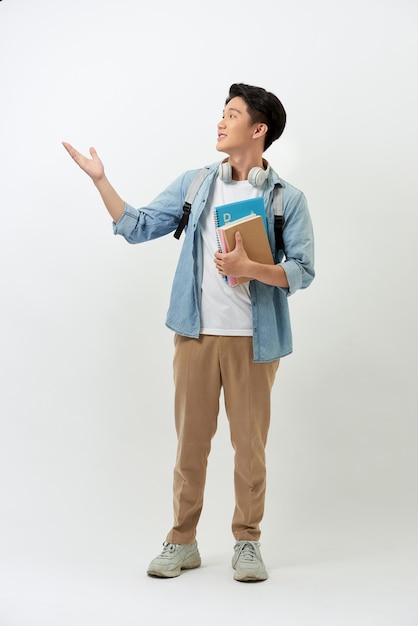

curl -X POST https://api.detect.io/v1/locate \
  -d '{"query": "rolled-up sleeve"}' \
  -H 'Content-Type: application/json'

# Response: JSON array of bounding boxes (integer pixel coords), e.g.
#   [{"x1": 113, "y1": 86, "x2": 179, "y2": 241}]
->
[
  {"x1": 112, "y1": 171, "x2": 197, "y2": 244},
  {"x1": 279, "y1": 190, "x2": 315, "y2": 295}
]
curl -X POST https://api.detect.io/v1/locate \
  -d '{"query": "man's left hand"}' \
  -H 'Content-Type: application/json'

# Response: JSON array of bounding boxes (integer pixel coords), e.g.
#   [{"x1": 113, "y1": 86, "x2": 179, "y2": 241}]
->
[{"x1": 214, "y1": 231, "x2": 249, "y2": 278}]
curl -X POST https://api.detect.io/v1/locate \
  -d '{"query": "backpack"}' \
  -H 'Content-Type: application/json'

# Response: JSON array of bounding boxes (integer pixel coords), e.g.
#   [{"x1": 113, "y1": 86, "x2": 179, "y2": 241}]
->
[{"x1": 173, "y1": 167, "x2": 284, "y2": 252}]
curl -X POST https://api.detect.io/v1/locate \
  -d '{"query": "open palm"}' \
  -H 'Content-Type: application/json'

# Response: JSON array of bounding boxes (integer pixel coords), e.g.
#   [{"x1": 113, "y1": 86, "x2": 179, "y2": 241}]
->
[{"x1": 62, "y1": 142, "x2": 104, "y2": 182}]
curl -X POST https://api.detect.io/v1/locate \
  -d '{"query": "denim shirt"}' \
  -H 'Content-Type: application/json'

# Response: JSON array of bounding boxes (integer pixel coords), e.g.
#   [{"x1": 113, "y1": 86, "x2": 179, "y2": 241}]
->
[{"x1": 113, "y1": 161, "x2": 315, "y2": 362}]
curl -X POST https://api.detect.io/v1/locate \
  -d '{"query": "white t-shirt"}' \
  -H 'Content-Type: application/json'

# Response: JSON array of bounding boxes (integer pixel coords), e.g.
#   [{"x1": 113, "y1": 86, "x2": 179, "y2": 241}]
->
[{"x1": 199, "y1": 177, "x2": 263, "y2": 336}]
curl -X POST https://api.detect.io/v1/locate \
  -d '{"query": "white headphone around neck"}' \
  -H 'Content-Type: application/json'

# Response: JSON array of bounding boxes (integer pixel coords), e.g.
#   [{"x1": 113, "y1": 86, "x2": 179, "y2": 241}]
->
[{"x1": 218, "y1": 160, "x2": 270, "y2": 188}]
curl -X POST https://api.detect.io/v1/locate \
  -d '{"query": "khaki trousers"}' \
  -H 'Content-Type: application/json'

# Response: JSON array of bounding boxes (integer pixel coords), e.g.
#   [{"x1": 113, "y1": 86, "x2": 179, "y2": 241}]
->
[{"x1": 166, "y1": 334, "x2": 279, "y2": 544}]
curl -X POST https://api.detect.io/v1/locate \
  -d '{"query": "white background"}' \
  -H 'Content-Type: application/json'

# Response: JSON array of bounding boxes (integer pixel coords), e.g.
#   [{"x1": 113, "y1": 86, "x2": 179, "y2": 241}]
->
[{"x1": 0, "y1": 1, "x2": 417, "y2": 624}]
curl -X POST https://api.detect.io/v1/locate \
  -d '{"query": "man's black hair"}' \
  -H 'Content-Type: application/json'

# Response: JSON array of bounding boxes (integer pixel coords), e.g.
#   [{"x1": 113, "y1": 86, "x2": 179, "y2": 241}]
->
[{"x1": 226, "y1": 83, "x2": 287, "y2": 151}]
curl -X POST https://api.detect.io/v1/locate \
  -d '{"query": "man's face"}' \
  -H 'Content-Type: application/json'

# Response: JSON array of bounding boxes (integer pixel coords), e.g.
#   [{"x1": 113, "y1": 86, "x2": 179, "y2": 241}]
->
[{"x1": 216, "y1": 96, "x2": 258, "y2": 155}]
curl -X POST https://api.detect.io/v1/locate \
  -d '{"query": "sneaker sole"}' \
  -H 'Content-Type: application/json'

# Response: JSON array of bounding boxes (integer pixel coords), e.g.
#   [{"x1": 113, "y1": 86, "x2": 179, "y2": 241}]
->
[
  {"x1": 233, "y1": 571, "x2": 268, "y2": 582},
  {"x1": 147, "y1": 557, "x2": 201, "y2": 578}
]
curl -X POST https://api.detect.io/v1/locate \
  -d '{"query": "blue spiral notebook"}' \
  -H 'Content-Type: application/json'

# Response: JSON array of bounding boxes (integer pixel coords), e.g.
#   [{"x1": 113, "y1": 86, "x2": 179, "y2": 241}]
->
[{"x1": 214, "y1": 196, "x2": 267, "y2": 232}]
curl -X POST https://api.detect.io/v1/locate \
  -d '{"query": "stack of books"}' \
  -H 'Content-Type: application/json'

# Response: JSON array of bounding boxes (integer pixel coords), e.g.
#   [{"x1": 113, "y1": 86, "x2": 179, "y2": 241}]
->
[{"x1": 215, "y1": 197, "x2": 274, "y2": 286}]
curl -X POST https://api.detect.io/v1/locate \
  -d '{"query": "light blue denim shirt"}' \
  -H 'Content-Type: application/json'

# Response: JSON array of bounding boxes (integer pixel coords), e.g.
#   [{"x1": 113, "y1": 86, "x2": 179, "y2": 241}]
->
[{"x1": 113, "y1": 161, "x2": 315, "y2": 362}]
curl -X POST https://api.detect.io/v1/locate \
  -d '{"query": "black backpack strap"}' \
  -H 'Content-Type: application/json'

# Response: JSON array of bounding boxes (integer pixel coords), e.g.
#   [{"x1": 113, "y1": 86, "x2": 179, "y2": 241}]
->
[
  {"x1": 173, "y1": 167, "x2": 211, "y2": 239},
  {"x1": 273, "y1": 184, "x2": 284, "y2": 252}
]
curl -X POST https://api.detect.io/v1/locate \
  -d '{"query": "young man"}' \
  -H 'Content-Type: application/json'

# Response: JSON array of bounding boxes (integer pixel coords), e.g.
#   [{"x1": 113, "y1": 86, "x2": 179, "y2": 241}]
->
[{"x1": 63, "y1": 83, "x2": 315, "y2": 582}]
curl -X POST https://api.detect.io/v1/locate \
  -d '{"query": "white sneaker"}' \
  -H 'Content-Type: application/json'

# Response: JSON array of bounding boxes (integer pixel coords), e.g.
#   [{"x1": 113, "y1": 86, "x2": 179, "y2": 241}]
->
[
  {"x1": 232, "y1": 540, "x2": 268, "y2": 582},
  {"x1": 147, "y1": 541, "x2": 201, "y2": 578}
]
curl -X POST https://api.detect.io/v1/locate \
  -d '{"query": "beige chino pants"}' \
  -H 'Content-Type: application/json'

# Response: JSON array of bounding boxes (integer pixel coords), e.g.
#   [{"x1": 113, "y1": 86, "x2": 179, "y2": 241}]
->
[{"x1": 166, "y1": 334, "x2": 279, "y2": 545}]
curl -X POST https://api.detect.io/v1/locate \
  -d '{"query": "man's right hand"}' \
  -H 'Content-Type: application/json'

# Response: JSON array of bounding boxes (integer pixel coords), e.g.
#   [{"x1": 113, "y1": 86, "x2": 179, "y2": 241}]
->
[
  {"x1": 62, "y1": 142, "x2": 125, "y2": 222},
  {"x1": 62, "y1": 142, "x2": 105, "y2": 183}
]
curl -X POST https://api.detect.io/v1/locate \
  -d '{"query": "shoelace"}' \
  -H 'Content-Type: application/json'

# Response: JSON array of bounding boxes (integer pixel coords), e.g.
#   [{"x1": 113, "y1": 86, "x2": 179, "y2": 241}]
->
[
  {"x1": 235, "y1": 541, "x2": 259, "y2": 562},
  {"x1": 159, "y1": 542, "x2": 179, "y2": 558}
]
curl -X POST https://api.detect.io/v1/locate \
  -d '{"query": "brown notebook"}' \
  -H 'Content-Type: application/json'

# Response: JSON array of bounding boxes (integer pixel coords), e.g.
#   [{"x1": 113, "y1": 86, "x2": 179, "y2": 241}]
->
[{"x1": 217, "y1": 214, "x2": 274, "y2": 286}]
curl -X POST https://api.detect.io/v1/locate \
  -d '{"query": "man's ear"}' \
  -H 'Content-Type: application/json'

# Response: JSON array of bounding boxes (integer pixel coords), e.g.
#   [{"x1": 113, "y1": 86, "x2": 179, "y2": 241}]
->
[{"x1": 253, "y1": 123, "x2": 268, "y2": 139}]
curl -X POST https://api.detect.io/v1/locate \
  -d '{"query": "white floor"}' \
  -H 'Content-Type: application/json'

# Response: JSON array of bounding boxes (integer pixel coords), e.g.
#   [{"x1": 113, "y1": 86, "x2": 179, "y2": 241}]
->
[{"x1": 1, "y1": 516, "x2": 417, "y2": 626}]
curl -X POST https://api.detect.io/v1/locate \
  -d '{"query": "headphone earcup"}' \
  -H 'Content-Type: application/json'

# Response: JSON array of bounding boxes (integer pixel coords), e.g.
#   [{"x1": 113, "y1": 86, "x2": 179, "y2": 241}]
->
[
  {"x1": 218, "y1": 161, "x2": 233, "y2": 183},
  {"x1": 248, "y1": 167, "x2": 268, "y2": 187}
]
